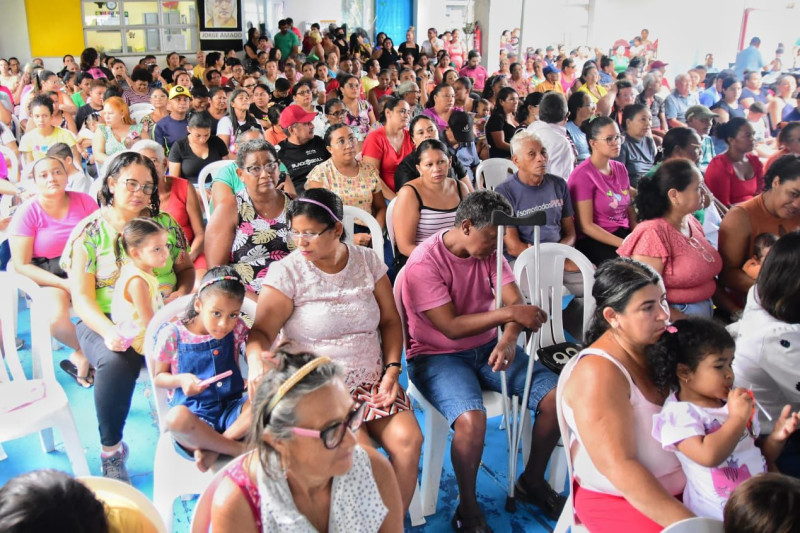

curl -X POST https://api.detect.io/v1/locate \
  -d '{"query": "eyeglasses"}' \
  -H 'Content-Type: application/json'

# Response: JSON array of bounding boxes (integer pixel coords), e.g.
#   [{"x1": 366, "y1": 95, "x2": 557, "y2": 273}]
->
[
  {"x1": 124, "y1": 179, "x2": 155, "y2": 195},
  {"x1": 289, "y1": 403, "x2": 366, "y2": 449},
  {"x1": 243, "y1": 84, "x2": 257, "y2": 89},
  {"x1": 295, "y1": 89, "x2": 312, "y2": 96},
  {"x1": 288, "y1": 225, "x2": 332, "y2": 242},
  {"x1": 243, "y1": 161, "x2": 279, "y2": 174},
  {"x1": 688, "y1": 236, "x2": 715, "y2": 263},
  {"x1": 596, "y1": 134, "x2": 624, "y2": 145}
]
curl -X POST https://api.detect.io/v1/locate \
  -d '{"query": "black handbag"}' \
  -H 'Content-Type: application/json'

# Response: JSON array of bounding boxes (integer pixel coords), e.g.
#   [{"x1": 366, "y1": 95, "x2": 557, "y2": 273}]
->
[{"x1": 536, "y1": 341, "x2": 581, "y2": 375}]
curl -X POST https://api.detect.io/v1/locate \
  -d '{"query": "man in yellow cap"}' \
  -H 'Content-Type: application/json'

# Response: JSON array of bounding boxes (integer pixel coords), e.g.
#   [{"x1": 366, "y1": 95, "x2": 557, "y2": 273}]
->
[{"x1": 154, "y1": 85, "x2": 192, "y2": 154}]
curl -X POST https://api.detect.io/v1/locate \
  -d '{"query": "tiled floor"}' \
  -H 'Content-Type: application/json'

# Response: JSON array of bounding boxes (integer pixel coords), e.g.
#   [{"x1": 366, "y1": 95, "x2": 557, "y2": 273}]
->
[{"x1": 0, "y1": 305, "x2": 561, "y2": 532}]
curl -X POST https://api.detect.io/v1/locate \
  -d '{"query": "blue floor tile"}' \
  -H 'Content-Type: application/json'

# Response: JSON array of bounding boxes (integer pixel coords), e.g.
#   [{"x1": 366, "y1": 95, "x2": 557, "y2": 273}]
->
[{"x1": 1, "y1": 302, "x2": 558, "y2": 532}]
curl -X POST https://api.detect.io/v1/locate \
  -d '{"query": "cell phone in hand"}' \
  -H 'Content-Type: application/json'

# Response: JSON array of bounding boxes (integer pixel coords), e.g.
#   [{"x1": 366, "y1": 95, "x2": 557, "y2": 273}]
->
[{"x1": 199, "y1": 370, "x2": 233, "y2": 387}]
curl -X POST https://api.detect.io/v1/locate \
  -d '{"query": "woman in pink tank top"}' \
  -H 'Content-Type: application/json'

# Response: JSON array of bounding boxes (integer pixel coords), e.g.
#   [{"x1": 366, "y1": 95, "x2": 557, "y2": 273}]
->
[{"x1": 561, "y1": 258, "x2": 693, "y2": 532}]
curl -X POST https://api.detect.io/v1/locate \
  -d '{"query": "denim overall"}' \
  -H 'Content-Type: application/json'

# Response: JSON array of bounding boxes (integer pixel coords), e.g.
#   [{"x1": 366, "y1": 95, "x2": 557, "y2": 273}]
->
[{"x1": 167, "y1": 326, "x2": 247, "y2": 433}]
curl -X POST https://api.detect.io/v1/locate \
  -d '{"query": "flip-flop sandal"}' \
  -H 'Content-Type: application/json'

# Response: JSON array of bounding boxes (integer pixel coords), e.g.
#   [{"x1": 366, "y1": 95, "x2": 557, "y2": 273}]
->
[{"x1": 59, "y1": 360, "x2": 94, "y2": 388}]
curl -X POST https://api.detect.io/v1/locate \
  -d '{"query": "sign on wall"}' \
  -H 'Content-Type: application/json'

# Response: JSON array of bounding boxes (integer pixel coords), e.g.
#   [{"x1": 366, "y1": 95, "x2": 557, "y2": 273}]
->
[{"x1": 198, "y1": 0, "x2": 244, "y2": 51}]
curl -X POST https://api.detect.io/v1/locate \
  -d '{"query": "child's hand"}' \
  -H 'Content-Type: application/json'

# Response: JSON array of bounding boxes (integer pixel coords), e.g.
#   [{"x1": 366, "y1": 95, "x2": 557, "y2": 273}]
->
[
  {"x1": 727, "y1": 387, "x2": 754, "y2": 424},
  {"x1": 180, "y1": 374, "x2": 209, "y2": 397},
  {"x1": 771, "y1": 404, "x2": 800, "y2": 442}
]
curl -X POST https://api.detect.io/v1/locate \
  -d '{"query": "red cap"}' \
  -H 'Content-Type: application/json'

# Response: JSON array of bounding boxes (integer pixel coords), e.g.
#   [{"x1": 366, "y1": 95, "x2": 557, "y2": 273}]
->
[
  {"x1": 279, "y1": 104, "x2": 317, "y2": 129},
  {"x1": 649, "y1": 60, "x2": 668, "y2": 69}
]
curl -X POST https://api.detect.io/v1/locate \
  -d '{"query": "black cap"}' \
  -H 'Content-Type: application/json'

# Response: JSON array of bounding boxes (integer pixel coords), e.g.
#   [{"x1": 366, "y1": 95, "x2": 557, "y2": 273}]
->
[
  {"x1": 448, "y1": 111, "x2": 475, "y2": 143},
  {"x1": 191, "y1": 85, "x2": 209, "y2": 98}
]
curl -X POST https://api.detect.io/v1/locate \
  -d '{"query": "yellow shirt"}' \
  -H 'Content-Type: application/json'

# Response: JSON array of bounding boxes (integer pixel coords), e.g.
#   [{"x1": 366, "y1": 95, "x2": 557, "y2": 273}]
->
[
  {"x1": 362, "y1": 76, "x2": 379, "y2": 96},
  {"x1": 577, "y1": 84, "x2": 608, "y2": 103},
  {"x1": 19, "y1": 127, "x2": 76, "y2": 161},
  {"x1": 192, "y1": 65, "x2": 205, "y2": 81},
  {"x1": 534, "y1": 80, "x2": 564, "y2": 94}
]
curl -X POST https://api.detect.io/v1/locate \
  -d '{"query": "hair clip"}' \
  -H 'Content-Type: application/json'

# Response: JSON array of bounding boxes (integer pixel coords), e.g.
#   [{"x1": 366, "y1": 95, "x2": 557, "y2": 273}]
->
[{"x1": 666, "y1": 325, "x2": 677, "y2": 334}]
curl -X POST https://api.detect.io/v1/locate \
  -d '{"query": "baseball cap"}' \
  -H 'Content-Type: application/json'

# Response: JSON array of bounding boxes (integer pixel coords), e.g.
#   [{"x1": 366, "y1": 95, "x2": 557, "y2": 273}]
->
[
  {"x1": 448, "y1": 111, "x2": 475, "y2": 143},
  {"x1": 543, "y1": 65, "x2": 561, "y2": 76},
  {"x1": 279, "y1": 104, "x2": 317, "y2": 129},
  {"x1": 546, "y1": 45, "x2": 554, "y2": 52},
  {"x1": 684, "y1": 105, "x2": 716, "y2": 122},
  {"x1": 169, "y1": 85, "x2": 192, "y2": 100},
  {"x1": 649, "y1": 60, "x2": 668, "y2": 70}
]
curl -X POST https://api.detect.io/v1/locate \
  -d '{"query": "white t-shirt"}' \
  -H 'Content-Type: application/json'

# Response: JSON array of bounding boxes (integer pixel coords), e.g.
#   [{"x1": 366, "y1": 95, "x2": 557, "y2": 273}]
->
[{"x1": 653, "y1": 392, "x2": 766, "y2": 520}]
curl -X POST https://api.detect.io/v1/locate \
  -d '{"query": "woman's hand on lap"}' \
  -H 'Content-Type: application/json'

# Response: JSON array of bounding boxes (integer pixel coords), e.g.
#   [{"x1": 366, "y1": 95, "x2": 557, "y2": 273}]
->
[{"x1": 374, "y1": 369, "x2": 400, "y2": 408}]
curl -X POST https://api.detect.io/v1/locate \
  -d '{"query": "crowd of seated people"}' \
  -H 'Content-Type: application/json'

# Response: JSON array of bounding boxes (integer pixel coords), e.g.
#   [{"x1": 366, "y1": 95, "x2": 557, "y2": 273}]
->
[{"x1": 1, "y1": 20, "x2": 800, "y2": 533}]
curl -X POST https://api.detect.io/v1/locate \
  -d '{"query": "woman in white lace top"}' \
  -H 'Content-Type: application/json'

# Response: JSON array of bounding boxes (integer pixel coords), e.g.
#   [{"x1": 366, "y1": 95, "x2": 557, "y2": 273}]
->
[{"x1": 247, "y1": 188, "x2": 423, "y2": 516}]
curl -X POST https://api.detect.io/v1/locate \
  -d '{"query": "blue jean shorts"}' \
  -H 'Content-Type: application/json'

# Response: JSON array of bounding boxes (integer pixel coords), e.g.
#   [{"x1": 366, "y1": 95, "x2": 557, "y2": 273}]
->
[
  {"x1": 407, "y1": 340, "x2": 558, "y2": 426},
  {"x1": 172, "y1": 395, "x2": 248, "y2": 459}
]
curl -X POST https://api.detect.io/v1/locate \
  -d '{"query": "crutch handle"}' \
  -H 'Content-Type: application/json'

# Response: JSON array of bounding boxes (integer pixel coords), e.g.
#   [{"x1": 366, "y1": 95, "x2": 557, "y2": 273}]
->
[{"x1": 491, "y1": 210, "x2": 547, "y2": 227}]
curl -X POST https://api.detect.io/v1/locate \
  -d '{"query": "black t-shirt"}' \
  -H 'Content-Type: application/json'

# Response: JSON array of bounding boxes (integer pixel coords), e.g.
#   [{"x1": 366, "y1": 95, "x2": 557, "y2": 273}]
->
[
  {"x1": 485, "y1": 113, "x2": 515, "y2": 158},
  {"x1": 167, "y1": 135, "x2": 229, "y2": 184},
  {"x1": 249, "y1": 103, "x2": 269, "y2": 123},
  {"x1": 277, "y1": 136, "x2": 330, "y2": 193},
  {"x1": 393, "y1": 150, "x2": 467, "y2": 191},
  {"x1": 75, "y1": 103, "x2": 102, "y2": 131},
  {"x1": 378, "y1": 49, "x2": 400, "y2": 70},
  {"x1": 398, "y1": 42, "x2": 421, "y2": 61}
]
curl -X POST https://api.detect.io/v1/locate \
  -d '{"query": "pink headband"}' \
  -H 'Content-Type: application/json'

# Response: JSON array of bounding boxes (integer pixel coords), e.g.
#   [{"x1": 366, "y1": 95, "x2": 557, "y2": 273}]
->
[
  {"x1": 198, "y1": 275, "x2": 245, "y2": 293},
  {"x1": 295, "y1": 198, "x2": 341, "y2": 222}
]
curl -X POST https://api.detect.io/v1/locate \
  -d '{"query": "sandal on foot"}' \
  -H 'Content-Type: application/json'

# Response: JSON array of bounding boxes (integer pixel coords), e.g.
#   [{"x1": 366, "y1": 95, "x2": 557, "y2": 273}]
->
[
  {"x1": 514, "y1": 478, "x2": 567, "y2": 520},
  {"x1": 451, "y1": 507, "x2": 493, "y2": 533},
  {"x1": 59, "y1": 360, "x2": 94, "y2": 388}
]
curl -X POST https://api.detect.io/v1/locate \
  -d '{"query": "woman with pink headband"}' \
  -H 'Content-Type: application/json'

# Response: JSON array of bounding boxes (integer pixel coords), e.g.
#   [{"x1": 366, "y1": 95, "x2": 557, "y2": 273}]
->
[{"x1": 248, "y1": 188, "x2": 423, "y2": 518}]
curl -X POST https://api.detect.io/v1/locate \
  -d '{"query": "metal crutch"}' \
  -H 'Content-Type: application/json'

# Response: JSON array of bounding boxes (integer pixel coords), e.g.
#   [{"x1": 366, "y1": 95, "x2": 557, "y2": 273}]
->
[{"x1": 490, "y1": 209, "x2": 546, "y2": 512}]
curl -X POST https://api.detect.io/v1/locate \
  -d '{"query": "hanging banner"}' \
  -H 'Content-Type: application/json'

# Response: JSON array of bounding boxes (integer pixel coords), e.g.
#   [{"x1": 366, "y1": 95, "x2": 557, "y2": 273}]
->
[{"x1": 198, "y1": 0, "x2": 245, "y2": 51}]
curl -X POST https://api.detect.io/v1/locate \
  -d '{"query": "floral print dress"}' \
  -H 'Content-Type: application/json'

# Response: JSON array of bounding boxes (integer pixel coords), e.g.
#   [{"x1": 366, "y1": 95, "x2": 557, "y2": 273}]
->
[{"x1": 230, "y1": 188, "x2": 293, "y2": 294}]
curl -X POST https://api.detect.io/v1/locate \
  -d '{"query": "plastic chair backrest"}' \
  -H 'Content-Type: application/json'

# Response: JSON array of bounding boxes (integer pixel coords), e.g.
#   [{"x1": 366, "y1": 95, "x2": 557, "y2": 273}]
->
[
  {"x1": 393, "y1": 267, "x2": 410, "y2": 350},
  {"x1": 189, "y1": 462, "x2": 234, "y2": 533},
  {"x1": 79, "y1": 476, "x2": 168, "y2": 533},
  {"x1": 197, "y1": 160, "x2": 233, "y2": 219},
  {"x1": 143, "y1": 294, "x2": 257, "y2": 432},
  {"x1": 342, "y1": 205, "x2": 384, "y2": 258},
  {"x1": 0, "y1": 145, "x2": 19, "y2": 182},
  {"x1": 128, "y1": 103, "x2": 155, "y2": 115},
  {"x1": 385, "y1": 197, "x2": 397, "y2": 251},
  {"x1": 661, "y1": 517, "x2": 724, "y2": 533},
  {"x1": 475, "y1": 158, "x2": 518, "y2": 191},
  {"x1": 0, "y1": 272, "x2": 55, "y2": 384},
  {"x1": 513, "y1": 243, "x2": 595, "y2": 348},
  {"x1": 130, "y1": 109, "x2": 151, "y2": 124},
  {"x1": 554, "y1": 353, "x2": 582, "y2": 531}
]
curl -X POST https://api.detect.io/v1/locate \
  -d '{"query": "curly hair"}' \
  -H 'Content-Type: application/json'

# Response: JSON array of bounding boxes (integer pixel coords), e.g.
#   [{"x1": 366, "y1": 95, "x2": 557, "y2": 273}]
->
[{"x1": 646, "y1": 317, "x2": 734, "y2": 394}]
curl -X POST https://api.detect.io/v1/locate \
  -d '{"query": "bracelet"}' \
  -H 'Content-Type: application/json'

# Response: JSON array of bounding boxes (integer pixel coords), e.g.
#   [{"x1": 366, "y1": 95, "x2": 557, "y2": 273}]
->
[{"x1": 384, "y1": 362, "x2": 402, "y2": 373}]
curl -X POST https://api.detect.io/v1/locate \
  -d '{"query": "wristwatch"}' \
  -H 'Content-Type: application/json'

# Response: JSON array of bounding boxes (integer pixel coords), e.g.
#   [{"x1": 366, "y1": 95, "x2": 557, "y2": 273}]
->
[{"x1": 384, "y1": 362, "x2": 402, "y2": 373}]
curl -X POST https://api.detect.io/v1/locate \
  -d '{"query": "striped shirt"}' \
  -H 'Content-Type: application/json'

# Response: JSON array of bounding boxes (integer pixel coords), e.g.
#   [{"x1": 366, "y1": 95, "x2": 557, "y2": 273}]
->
[{"x1": 405, "y1": 183, "x2": 464, "y2": 244}]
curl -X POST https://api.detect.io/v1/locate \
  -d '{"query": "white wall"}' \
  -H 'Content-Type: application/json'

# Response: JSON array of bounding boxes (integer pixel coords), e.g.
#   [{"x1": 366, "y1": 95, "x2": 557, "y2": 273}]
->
[{"x1": 0, "y1": 0, "x2": 34, "y2": 67}]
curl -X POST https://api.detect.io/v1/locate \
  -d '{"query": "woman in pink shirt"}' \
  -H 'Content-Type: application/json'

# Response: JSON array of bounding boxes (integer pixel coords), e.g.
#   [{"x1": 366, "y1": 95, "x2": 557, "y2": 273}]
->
[
  {"x1": 446, "y1": 29, "x2": 466, "y2": 70},
  {"x1": 9, "y1": 157, "x2": 98, "y2": 387},
  {"x1": 618, "y1": 159, "x2": 722, "y2": 319},
  {"x1": 568, "y1": 116, "x2": 635, "y2": 264}
]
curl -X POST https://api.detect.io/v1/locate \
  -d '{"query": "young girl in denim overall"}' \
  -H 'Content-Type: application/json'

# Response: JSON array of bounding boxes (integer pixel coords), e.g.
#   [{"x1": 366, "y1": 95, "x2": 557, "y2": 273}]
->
[{"x1": 153, "y1": 266, "x2": 251, "y2": 471}]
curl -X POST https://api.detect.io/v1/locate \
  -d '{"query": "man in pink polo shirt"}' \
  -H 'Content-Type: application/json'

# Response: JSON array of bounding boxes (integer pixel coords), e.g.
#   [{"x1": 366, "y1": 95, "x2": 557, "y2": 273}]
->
[
  {"x1": 401, "y1": 190, "x2": 563, "y2": 529},
  {"x1": 459, "y1": 50, "x2": 489, "y2": 92}
]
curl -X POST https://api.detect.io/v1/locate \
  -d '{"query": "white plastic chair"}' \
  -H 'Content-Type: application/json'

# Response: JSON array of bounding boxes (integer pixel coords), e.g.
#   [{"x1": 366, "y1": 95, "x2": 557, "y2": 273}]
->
[
  {"x1": 342, "y1": 205, "x2": 385, "y2": 258},
  {"x1": 143, "y1": 294, "x2": 257, "y2": 532},
  {"x1": 128, "y1": 103, "x2": 155, "y2": 116},
  {"x1": 130, "y1": 109, "x2": 152, "y2": 124},
  {"x1": 0, "y1": 145, "x2": 19, "y2": 182},
  {"x1": 80, "y1": 476, "x2": 168, "y2": 533},
  {"x1": 661, "y1": 517, "x2": 724, "y2": 533},
  {"x1": 0, "y1": 272, "x2": 90, "y2": 476},
  {"x1": 385, "y1": 197, "x2": 396, "y2": 251},
  {"x1": 196, "y1": 160, "x2": 233, "y2": 220},
  {"x1": 394, "y1": 267, "x2": 530, "y2": 517},
  {"x1": 475, "y1": 158, "x2": 518, "y2": 191},
  {"x1": 513, "y1": 243, "x2": 595, "y2": 349}
]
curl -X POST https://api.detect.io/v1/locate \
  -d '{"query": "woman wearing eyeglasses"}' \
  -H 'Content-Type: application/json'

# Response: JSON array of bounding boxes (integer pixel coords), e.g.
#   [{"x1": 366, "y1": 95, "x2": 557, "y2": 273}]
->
[
  {"x1": 617, "y1": 159, "x2": 721, "y2": 319},
  {"x1": 60, "y1": 152, "x2": 194, "y2": 481},
  {"x1": 205, "y1": 138, "x2": 292, "y2": 296},
  {"x1": 568, "y1": 115, "x2": 635, "y2": 265},
  {"x1": 248, "y1": 189, "x2": 421, "y2": 518},
  {"x1": 306, "y1": 124, "x2": 386, "y2": 248},
  {"x1": 210, "y1": 349, "x2": 403, "y2": 532},
  {"x1": 312, "y1": 97, "x2": 346, "y2": 138},
  {"x1": 291, "y1": 79, "x2": 321, "y2": 114}
]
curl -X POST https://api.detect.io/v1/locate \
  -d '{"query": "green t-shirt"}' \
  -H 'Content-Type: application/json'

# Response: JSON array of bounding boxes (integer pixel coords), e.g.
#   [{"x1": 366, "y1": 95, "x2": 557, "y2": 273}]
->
[
  {"x1": 274, "y1": 31, "x2": 300, "y2": 59},
  {"x1": 72, "y1": 92, "x2": 86, "y2": 108},
  {"x1": 60, "y1": 210, "x2": 189, "y2": 313}
]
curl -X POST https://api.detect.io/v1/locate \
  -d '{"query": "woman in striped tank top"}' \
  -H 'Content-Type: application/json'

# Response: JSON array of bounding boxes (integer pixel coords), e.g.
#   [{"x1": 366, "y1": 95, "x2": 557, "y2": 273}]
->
[{"x1": 393, "y1": 139, "x2": 469, "y2": 268}]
